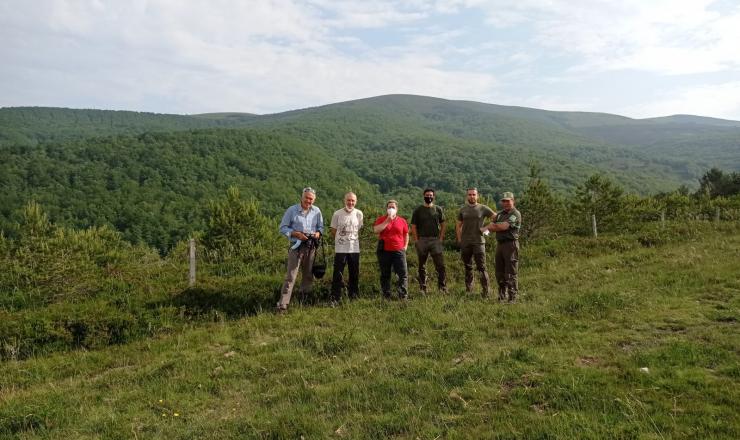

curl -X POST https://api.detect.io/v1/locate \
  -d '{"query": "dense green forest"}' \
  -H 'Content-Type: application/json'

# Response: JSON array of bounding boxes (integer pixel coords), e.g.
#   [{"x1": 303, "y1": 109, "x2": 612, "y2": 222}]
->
[
  {"x1": 0, "y1": 129, "x2": 381, "y2": 251},
  {"x1": 2, "y1": 95, "x2": 739, "y2": 252},
  {"x1": 0, "y1": 107, "x2": 247, "y2": 147}
]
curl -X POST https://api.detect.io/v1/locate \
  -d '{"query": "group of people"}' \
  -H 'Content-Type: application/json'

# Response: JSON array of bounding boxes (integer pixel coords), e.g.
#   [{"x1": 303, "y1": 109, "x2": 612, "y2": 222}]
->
[{"x1": 275, "y1": 186, "x2": 522, "y2": 314}]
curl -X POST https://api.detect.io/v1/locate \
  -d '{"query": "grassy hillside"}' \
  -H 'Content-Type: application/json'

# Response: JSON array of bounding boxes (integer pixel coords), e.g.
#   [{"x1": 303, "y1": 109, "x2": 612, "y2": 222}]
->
[{"x1": 1, "y1": 224, "x2": 738, "y2": 438}]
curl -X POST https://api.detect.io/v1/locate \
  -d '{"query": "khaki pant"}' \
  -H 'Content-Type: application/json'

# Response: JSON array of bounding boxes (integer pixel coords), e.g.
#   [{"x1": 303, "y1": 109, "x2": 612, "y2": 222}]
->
[
  {"x1": 415, "y1": 237, "x2": 446, "y2": 291},
  {"x1": 277, "y1": 247, "x2": 316, "y2": 309},
  {"x1": 460, "y1": 243, "x2": 489, "y2": 297},
  {"x1": 495, "y1": 240, "x2": 519, "y2": 301}
]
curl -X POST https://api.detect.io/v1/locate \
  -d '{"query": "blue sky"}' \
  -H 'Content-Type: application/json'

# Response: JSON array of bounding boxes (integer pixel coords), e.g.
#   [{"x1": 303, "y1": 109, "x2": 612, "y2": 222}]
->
[{"x1": 2, "y1": 0, "x2": 740, "y2": 120}]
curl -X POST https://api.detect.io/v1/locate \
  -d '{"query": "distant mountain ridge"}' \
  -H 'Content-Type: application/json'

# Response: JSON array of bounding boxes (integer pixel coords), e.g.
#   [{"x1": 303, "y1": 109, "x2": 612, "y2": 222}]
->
[
  {"x1": 2, "y1": 94, "x2": 739, "y2": 250},
  {"x1": 3, "y1": 94, "x2": 739, "y2": 191}
]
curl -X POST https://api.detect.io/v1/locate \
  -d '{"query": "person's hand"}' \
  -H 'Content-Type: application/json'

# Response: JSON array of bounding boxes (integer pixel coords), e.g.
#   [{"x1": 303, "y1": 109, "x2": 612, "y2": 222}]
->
[
  {"x1": 313, "y1": 232, "x2": 321, "y2": 239},
  {"x1": 296, "y1": 231, "x2": 309, "y2": 241}
]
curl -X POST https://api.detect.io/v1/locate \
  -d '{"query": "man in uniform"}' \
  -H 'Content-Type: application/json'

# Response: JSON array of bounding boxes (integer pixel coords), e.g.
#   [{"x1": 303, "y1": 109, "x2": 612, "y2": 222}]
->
[
  {"x1": 410, "y1": 188, "x2": 447, "y2": 294},
  {"x1": 482, "y1": 192, "x2": 522, "y2": 303},
  {"x1": 456, "y1": 187, "x2": 496, "y2": 297},
  {"x1": 277, "y1": 187, "x2": 324, "y2": 313},
  {"x1": 330, "y1": 192, "x2": 363, "y2": 303}
]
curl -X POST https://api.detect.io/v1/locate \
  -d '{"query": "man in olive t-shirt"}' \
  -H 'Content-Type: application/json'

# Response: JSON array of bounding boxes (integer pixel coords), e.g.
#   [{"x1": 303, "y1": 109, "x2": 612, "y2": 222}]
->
[
  {"x1": 455, "y1": 188, "x2": 496, "y2": 297},
  {"x1": 411, "y1": 188, "x2": 446, "y2": 294}
]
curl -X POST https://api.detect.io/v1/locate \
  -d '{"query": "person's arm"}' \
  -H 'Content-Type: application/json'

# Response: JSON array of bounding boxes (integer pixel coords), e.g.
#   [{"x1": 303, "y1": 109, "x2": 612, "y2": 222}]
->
[
  {"x1": 411, "y1": 224, "x2": 418, "y2": 242},
  {"x1": 279, "y1": 207, "x2": 293, "y2": 238},
  {"x1": 330, "y1": 227, "x2": 337, "y2": 238},
  {"x1": 455, "y1": 220, "x2": 462, "y2": 242},
  {"x1": 373, "y1": 216, "x2": 391, "y2": 234},
  {"x1": 484, "y1": 222, "x2": 510, "y2": 232},
  {"x1": 280, "y1": 207, "x2": 308, "y2": 241},
  {"x1": 404, "y1": 232, "x2": 410, "y2": 251},
  {"x1": 439, "y1": 221, "x2": 446, "y2": 241}
]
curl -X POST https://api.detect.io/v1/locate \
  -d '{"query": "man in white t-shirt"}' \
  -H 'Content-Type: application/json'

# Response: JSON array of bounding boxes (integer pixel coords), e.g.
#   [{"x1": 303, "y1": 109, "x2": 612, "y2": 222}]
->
[{"x1": 330, "y1": 192, "x2": 364, "y2": 303}]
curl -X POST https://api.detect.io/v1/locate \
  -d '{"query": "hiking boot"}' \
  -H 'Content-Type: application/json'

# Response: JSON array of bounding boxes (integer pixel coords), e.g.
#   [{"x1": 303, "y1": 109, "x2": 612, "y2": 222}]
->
[{"x1": 275, "y1": 306, "x2": 287, "y2": 315}]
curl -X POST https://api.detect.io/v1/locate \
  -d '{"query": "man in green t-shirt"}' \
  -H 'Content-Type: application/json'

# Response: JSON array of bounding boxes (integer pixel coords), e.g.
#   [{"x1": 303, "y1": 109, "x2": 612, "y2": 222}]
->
[
  {"x1": 482, "y1": 192, "x2": 522, "y2": 302},
  {"x1": 455, "y1": 187, "x2": 496, "y2": 297},
  {"x1": 411, "y1": 188, "x2": 446, "y2": 294}
]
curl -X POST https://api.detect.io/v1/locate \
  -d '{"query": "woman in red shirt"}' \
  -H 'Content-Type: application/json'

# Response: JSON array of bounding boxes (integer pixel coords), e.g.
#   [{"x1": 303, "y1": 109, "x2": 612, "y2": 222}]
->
[{"x1": 373, "y1": 200, "x2": 409, "y2": 299}]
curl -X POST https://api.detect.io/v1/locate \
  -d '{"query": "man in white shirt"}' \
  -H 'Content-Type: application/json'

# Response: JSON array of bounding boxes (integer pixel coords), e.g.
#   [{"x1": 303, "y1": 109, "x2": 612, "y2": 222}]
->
[{"x1": 330, "y1": 192, "x2": 363, "y2": 303}]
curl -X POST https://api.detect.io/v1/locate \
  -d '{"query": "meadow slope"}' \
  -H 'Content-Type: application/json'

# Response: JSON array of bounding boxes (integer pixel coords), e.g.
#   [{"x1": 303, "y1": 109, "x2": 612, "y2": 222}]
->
[{"x1": 1, "y1": 225, "x2": 738, "y2": 439}]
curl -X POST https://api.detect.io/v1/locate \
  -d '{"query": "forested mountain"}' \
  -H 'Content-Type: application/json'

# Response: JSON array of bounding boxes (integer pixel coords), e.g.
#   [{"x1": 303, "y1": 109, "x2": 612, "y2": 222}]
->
[
  {"x1": 1, "y1": 94, "x2": 739, "y2": 251},
  {"x1": 238, "y1": 95, "x2": 740, "y2": 181},
  {"x1": 0, "y1": 107, "x2": 249, "y2": 147},
  {"x1": 0, "y1": 129, "x2": 381, "y2": 250}
]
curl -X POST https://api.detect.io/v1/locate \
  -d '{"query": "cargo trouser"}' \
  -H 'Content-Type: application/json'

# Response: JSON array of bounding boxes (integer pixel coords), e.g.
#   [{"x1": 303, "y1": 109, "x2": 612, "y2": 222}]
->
[
  {"x1": 277, "y1": 246, "x2": 316, "y2": 310},
  {"x1": 460, "y1": 243, "x2": 490, "y2": 297},
  {"x1": 415, "y1": 237, "x2": 446, "y2": 292},
  {"x1": 495, "y1": 239, "x2": 519, "y2": 301}
]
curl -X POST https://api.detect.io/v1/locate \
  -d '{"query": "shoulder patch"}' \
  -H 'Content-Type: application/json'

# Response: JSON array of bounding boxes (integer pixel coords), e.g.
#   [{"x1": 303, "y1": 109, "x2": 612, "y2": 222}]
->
[{"x1": 509, "y1": 215, "x2": 517, "y2": 223}]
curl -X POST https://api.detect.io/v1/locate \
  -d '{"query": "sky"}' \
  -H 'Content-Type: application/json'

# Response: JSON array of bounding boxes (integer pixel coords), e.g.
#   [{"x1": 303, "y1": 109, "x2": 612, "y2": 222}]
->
[{"x1": 2, "y1": 0, "x2": 740, "y2": 120}]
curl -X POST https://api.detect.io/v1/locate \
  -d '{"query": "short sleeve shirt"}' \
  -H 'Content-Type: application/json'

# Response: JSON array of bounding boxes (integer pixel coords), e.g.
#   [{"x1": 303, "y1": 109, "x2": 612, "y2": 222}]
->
[
  {"x1": 457, "y1": 203, "x2": 495, "y2": 245},
  {"x1": 411, "y1": 205, "x2": 444, "y2": 238},
  {"x1": 495, "y1": 208, "x2": 521, "y2": 241},
  {"x1": 330, "y1": 208, "x2": 363, "y2": 253},
  {"x1": 374, "y1": 215, "x2": 409, "y2": 251}
]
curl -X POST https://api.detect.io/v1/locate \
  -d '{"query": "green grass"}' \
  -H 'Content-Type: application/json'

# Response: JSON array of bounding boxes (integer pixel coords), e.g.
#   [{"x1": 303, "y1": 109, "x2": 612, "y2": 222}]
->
[{"x1": 1, "y1": 227, "x2": 738, "y2": 438}]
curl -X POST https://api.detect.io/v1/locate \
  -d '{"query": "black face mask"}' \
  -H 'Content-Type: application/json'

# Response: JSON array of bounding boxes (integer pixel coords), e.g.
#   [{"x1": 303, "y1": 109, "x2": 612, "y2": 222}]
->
[{"x1": 424, "y1": 196, "x2": 434, "y2": 204}]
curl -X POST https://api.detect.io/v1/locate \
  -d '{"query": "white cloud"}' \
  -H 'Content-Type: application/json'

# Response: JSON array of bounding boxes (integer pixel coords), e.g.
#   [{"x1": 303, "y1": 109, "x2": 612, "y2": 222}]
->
[
  {"x1": 1, "y1": 0, "x2": 740, "y2": 120},
  {"x1": 623, "y1": 81, "x2": 740, "y2": 119},
  {"x1": 476, "y1": 0, "x2": 740, "y2": 75}
]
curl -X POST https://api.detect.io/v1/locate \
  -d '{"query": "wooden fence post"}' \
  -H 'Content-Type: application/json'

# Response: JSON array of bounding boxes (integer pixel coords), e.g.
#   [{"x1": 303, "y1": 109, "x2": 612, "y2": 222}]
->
[
  {"x1": 661, "y1": 210, "x2": 665, "y2": 228},
  {"x1": 591, "y1": 214, "x2": 598, "y2": 238},
  {"x1": 188, "y1": 238, "x2": 196, "y2": 287},
  {"x1": 715, "y1": 207, "x2": 721, "y2": 224}
]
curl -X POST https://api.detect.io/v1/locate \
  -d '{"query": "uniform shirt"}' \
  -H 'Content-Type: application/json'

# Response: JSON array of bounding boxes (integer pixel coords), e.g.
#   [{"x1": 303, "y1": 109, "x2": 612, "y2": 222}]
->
[
  {"x1": 495, "y1": 208, "x2": 522, "y2": 241},
  {"x1": 374, "y1": 215, "x2": 409, "y2": 251},
  {"x1": 411, "y1": 205, "x2": 444, "y2": 237},
  {"x1": 330, "y1": 208, "x2": 363, "y2": 253},
  {"x1": 279, "y1": 204, "x2": 324, "y2": 247},
  {"x1": 457, "y1": 203, "x2": 495, "y2": 246}
]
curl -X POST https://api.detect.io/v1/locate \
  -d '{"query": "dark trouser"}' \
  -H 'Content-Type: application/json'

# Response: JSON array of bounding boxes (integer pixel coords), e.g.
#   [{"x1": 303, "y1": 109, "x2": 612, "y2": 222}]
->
[
  {"x1": 331, "y1": 252, "x2": 360, "y2": 301},
  {"x1": 495, "y1": 240, "x2": 519, "y2": 301},
  {"x1": 415, "y1": 237, "x2": 446, "y2": 291},
  {"x1": 460, "y1": 243, "x2": 490, "y2": 297},
  {"x1": 379, "y1": 250, "x2": 408, "y2": 299},
  {"x1": 278, "y1": 247, "x2": 316, "y2": 309}
]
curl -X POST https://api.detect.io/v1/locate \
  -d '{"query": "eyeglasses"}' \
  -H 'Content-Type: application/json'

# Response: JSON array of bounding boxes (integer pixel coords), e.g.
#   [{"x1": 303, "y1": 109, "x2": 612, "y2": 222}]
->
[{"x1": 302, "y1": 187, "x2": 316, "y2": 194}]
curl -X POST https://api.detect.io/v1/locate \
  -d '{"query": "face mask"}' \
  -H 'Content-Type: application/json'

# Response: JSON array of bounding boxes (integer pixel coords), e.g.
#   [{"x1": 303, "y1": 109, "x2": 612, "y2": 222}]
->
[
  {"x1": 424, "y1": 196, "x2": 434, "y2": 204},
  {"x1": 387, "y1": 207, "x2": 397, "y2": 217}
]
